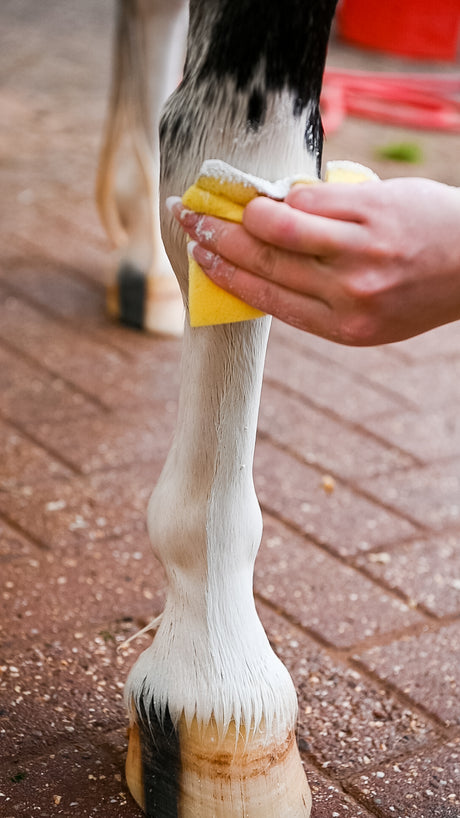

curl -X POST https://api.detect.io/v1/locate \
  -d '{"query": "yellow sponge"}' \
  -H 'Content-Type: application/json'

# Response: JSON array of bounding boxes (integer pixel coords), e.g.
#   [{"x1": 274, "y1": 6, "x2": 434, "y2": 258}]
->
[
  {"x1": 188, "y1": 256, "x2": 267, "y2": 327},
  {"x1": 182, "y1": 187, "x2": 246, "y2": 224},
  {"x1": 183, "y1": 159, "x2": 377, "y2": 327},
  {"x1": 325, "y1": 160, "x2": 379, "y2": 185}
]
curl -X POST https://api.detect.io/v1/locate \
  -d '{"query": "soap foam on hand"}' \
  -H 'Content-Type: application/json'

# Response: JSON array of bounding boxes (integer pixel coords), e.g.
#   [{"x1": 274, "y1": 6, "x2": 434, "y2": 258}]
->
[{"x1": 182, "y1": 159, "x2": 378, "y2": 328}]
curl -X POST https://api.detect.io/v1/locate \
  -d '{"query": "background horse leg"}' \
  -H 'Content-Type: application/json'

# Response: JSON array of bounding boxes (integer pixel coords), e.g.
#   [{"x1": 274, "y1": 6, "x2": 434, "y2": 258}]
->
[{"x1": 96, "y1": 0, "x2": 187, "y2": 334}]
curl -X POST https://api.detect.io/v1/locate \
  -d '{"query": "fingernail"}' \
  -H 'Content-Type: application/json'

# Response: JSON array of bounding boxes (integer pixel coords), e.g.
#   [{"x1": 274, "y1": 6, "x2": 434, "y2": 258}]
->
[
  {"x1": 187, "y1": 241, "x2": 217, "y2": 270},
  {"x1": 165, "y1": 195, "x2": 182, "y2": 213}
]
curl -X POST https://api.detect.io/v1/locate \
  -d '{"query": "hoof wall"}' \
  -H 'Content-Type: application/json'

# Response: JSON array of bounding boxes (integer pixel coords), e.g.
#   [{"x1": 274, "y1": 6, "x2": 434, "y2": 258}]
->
[
  {"x1": 126, "y1": 713, "x2": 311, "y2": 817},
  {"x1": 107, "y1": 263, "x2": 184, "y2": 336},
  {"x1": 108, "y1": 262, "x2": 146, "y2": 330}
]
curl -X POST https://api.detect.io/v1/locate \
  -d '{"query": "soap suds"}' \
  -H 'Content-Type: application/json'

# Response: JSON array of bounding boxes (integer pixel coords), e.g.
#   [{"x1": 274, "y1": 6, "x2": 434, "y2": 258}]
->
[
  {"x1": 195, "y1": 215, "x2": 216, "y2": 242},
  {"x1": 199, "y1": 159, "x2": 318, "y2": 200},
  {"x1": 199, "y1": 158, "x2": 378, "y2": 200}
]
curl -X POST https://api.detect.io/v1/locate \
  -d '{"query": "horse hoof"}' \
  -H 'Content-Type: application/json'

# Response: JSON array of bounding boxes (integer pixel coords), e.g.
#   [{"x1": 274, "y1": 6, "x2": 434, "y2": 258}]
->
[
  {"x1": 126, "y1": 712, "x2": 311, "y2": 817},
  {"x1": 107, "y1": 261, "x2": 184, "y2": 336}
]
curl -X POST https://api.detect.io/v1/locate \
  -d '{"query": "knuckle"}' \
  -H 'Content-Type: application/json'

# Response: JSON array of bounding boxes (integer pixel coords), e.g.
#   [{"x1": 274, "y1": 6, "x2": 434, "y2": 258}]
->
[
  {"x1": 338, "y1": 313, "x2": 380, "y2": 346},
  {"x1": 342, "y1": 269, "x2": 386, "y2": 303},
  {"x1": 338, "y1": 271, "x2": 387, "y2": 346},
  {"x1": 368, "y1": 237, "x2": 395, "y2": 264},
  {"x1": 252, "y1": 242, "x2": 278, "y2": 280},
  {"x1": 251, "y1": 277, "x2": 280, "y2": 317}
]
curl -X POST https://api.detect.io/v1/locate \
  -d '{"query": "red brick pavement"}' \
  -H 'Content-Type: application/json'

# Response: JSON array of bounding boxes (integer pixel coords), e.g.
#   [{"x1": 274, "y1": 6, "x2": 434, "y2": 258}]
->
[{"x1": 1, "y1": 2, "x2": 460, "y2": 816}]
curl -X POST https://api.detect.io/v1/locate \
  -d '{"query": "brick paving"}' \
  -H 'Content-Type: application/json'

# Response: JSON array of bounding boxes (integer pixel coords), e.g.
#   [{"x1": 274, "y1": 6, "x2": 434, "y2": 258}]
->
[{"x1": 1, "y1": 2, "x2": 460, "y2": 816}]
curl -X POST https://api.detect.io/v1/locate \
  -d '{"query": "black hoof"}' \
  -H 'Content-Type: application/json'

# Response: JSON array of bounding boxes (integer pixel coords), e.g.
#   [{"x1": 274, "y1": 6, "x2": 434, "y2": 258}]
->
[
  {"x1": 117, "y1": 262, "x2": 146, "y2": 329},
  {"x1": 137, "y1": 701, "x2": 181, "y2": 818}
]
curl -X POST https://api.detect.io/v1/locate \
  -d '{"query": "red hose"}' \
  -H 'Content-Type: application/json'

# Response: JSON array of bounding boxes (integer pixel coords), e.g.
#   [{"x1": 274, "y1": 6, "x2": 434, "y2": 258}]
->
[{"x1": 321, "y1": 68, "x2": 460, "y2": 133}]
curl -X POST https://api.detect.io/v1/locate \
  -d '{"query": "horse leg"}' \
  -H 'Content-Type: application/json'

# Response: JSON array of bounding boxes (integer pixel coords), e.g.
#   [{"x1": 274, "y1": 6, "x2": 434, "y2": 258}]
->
[
  {"x1": 97, "y1": 0, "x2": 187, "y2": 334},
  {"x1": 125, "y1": 318, "x2": 311, "y2": 817},
  {"x1": 123, "y1": 0, "x2": 337, "y2": 813}
]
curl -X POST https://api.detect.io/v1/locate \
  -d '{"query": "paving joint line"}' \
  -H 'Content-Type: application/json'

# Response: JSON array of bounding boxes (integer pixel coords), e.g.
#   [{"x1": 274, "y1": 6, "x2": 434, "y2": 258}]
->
[
  {"x1": 0, "y1": 410, "x2": 83, "y2": 477},
  {"x1": 259, "y1": 500, "x2": 425, "y2": 577},
  {"x1": 342, "y1": 418, "x2": 427, "y2": 468},
  {"x1": 47, "y1": 456, "x2": 159, "y2": 480},
  {"x1": 255, "y1": 592, "x2": 454, "y2": 738},
  {"x1": 256, "y1": 586, "x2": 433, "y2": 657},
  {"x1": 0, "y1": 335, "x2": 111, "y2": 414},
  {"x1": 300, "y1": 758, "x2": 381, "y2": 816},
  {"x1": 273, "y1": 332, "x2": 418, "y2": 408},
  {"x1": 257, "y1": 428, "x2": 426, "y2": 517},
  {"x1": 0, "y1": 521, "x2": 148, "y2": 555},
  {"x1": 0, "y1": 509, "x2": 51, "y2": 552},
  {"x1": 262, "y1": 373, "x2": 420, "y2": 449},
  {"x1": 349, "y1": 555, "x2": 460, "y2": 623},
  {"x1": 343, "y1": 615, "x2": 456, "y2": 654},
  {"x1": 339, "y1": 780, "x2": 400, "y2": 818},
  {"x1": 0, "y1": 277, "x2": 135, "y2": 363},
  {"x1": 261, "y1": 374, "x2": 426, "y2": 466},
  {"x1": 257, "y1": 493, "x2": 460, "y2": 639},
  {"x1": 39, "y1": 201, "x2": 111, "y2": 252},
  {"x1": 273, "y1": 335, "x2": 420, "y2": 412},
  {"x1": 360, "y1": 516, "x2": 460, "y2": 549},
  {"x1": 272, "y1": 324, "x2": 412, "y2": 365},
  {"x1": 299, "y1": 732, "x2": 452, "y2": 816},
  {"x1": 6, "y1": 233, "x2": 108, "y2": 293},
  {"x1": 350, "y1": 654, "x2": 458, "y2": 734},
  {"x1": 339, "y1": 726, "x2": 460, "y2": 809},
  {"x1": 338, "y1": 478, "x2": 428, "y2": 532},
  {"x1": 0, "y1": 725, "x2": 129, "y2": 778}
]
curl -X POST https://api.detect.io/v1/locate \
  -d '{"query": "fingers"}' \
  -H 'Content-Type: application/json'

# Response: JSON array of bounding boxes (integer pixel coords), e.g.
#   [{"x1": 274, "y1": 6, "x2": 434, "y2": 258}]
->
[
  {"x1": 284, "y1": 180, "x2": 380, "y2": 221},
  {"x1": 166, "y1": 195, "x2": 386, "y2": 344},
  {"x1": 169, "y1": 198, "x2": 334, "y2": 300},
  {"x1": 242, "y1": 194, "x2": 365, "y2": 255},
  {"x1": 169, "y1": 195, "x2": 364, "y2": 265},
  {"x1": 188, "y1": 240, "x2": 335, "y2": 337}
]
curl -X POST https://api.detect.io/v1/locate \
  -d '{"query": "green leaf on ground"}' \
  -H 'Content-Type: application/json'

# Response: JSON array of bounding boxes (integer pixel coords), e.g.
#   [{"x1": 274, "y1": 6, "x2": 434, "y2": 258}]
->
[
  {"x1": 376, "y1": 142, "x2": 423, "y2": 163},
  {"x1": 99, "y1": 629, "x2": 116, "y2": 643}
]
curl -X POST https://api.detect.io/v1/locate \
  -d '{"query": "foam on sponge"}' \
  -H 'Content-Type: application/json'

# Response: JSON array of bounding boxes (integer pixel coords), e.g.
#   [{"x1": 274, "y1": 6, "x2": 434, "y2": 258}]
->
[{"x1": 182, "y1": 159, "x2": 378, "y2": 328}]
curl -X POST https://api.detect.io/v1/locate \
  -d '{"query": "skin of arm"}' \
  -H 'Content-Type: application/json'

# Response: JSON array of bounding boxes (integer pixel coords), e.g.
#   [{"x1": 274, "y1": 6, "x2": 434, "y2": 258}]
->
[{"x1": 169, "y1": 177, "x2": 460, "y2": 346}]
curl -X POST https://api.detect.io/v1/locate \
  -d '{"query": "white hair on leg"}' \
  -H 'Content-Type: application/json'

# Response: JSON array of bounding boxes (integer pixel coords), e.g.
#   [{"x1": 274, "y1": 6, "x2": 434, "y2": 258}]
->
[{"x1": 124, "y1": 1, "x2": 338, "y2": 814}]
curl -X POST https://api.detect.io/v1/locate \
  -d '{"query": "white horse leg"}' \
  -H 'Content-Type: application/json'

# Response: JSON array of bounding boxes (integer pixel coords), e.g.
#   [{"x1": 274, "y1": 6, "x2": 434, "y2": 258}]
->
[
  {"x1": 97, "y1": 0, "x2": 187, "y2": 334},
  {"x1": 125, "y1": 318, "x2": 311, "y2": 816},
  {"x1": 124, "y1": 1, "x2": 337, "y2": 814}
]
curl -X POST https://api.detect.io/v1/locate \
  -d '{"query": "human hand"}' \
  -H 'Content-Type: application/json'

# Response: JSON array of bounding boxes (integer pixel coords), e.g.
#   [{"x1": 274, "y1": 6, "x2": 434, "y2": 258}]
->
[{"x1": 169, "y1": 177, "x2": 460, "y2": 345}]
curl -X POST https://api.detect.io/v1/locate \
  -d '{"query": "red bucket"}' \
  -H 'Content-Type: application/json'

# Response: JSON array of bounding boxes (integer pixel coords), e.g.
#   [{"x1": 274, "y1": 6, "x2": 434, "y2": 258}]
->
[{"x1": 337, "y1": 0, "x2": 460, "y2": 62}]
